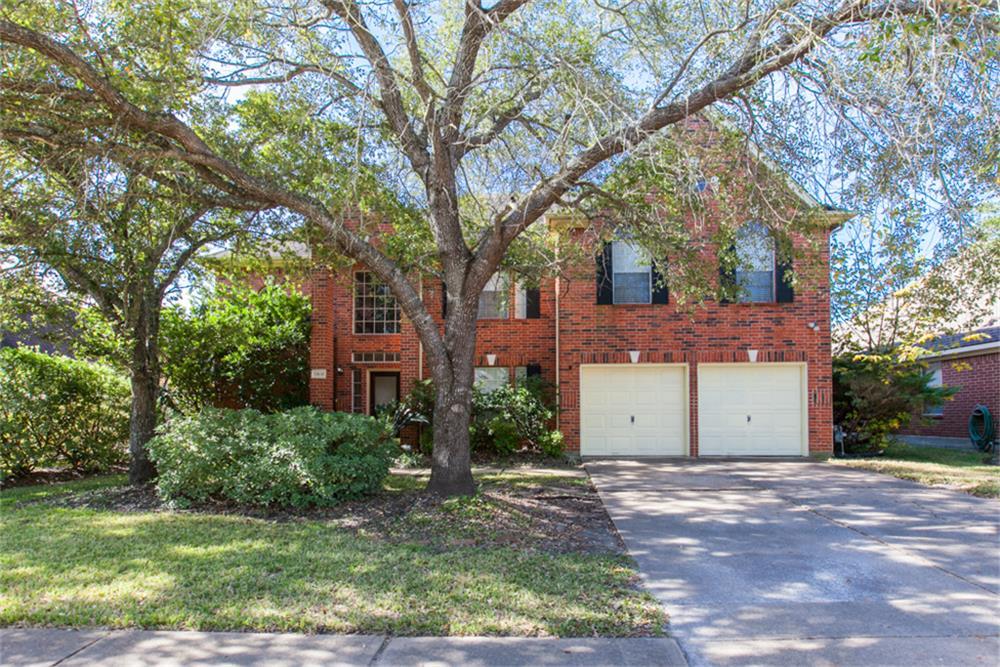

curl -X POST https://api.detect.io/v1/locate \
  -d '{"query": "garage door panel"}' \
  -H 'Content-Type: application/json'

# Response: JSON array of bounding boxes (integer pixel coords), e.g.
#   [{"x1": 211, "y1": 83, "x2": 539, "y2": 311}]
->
[
  {"x1": 580, "y1": 366, "x2": 686, "y2": 456},
  {"x1": 698, "y1": 365, "x2": 805, "y2": 456}
]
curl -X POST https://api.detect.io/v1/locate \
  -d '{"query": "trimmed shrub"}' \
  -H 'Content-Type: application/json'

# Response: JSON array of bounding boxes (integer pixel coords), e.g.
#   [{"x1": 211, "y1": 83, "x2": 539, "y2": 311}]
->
[
  {"x1": 147, "y1": 406, "x2": 398, "y2": 507},
  {"x1": 396, "y1": 378, "x2": 565, "y2": 458},
  {"x1": 0, "y1": 347, "x2": 129, "y2": 480},
  {"x1": 471, "y1": 383, "x2": 564, "y2": 457}
]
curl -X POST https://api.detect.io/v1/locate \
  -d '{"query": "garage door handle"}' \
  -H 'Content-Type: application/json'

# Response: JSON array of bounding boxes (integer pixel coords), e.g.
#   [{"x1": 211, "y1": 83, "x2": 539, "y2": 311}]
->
[
  {"x1": 630, "y1": 415, "x2": 635, "y2": 424},
  {"x1": 747, "y1": 415, "x2": 751, "y2": 423}
]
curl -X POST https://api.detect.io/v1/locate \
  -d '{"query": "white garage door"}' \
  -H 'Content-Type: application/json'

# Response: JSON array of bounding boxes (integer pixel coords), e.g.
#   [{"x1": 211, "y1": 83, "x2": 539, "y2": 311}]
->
[
  {"x1": 698, "y1": 364, "x2": 805, "y2": 456},
  {"x1": 580, "y1": 365, "x2": 687, "y2": 456}
]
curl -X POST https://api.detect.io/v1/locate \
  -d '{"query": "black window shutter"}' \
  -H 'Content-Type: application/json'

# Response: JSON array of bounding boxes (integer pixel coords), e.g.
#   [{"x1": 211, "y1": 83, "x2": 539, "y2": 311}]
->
[
  {"x1": 651, "y1": 261, "x2": 669, "y2": 304},
  {"x1": 775, "y1": 258, "x2": 794, "y2": 303},
  {"x1": 718, "y1": 243, "x2": 736, "y2": 304},
  {"x1": 526, "y1": 364, "x2": 542, "y2": 378},
  {"x1": 596, "y1": 242, "x2": 613, "y2": 305},
  {"x1": 525, "y1": 288, "x2": 541, "y2": 318},
  {"x1": 441, "y1": 280, "x2": 448, "y2": 318}
]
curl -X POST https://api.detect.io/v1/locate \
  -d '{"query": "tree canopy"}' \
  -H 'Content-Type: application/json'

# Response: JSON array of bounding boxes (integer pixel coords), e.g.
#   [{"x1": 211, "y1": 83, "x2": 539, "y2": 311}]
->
[{"x1": 1, "y1": 0, "x2": 995, "y2": 493}]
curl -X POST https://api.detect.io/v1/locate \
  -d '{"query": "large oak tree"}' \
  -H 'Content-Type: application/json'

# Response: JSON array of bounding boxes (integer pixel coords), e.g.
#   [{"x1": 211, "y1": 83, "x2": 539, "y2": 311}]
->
[{"x1": 1, "y1": 0, "x2": 994, "y2": 494}]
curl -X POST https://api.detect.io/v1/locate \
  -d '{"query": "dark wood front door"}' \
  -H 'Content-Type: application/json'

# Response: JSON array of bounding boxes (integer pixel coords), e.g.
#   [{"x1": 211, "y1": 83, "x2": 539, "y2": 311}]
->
[{"x1": 369, "y1": 372, "x2": 400, "y2": 416}]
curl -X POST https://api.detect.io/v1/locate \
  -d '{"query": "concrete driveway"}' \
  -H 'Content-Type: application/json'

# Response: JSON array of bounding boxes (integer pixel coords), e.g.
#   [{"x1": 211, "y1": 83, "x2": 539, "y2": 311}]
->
[{"x1": 587, "y1": 460, "x2": 1000, "y2": 666}]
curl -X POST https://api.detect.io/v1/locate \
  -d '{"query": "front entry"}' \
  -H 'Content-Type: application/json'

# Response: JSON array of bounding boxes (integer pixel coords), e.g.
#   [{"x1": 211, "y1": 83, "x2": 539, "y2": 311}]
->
[{"x1": 369, "y1": 372, "x2": 400, "y2": 416}]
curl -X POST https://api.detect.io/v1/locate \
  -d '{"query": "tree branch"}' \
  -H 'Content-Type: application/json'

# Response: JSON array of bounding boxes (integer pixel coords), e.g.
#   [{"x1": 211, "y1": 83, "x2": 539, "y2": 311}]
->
[
  {"x1": 456, "y1": 87, "x2": 542, "y2": 158},
  {"x1": 0, "y1": 19, "x2": 447, "y2": 361},
  {"x1": 320, "y1": 0, "x2": 431, "y2": 177}
]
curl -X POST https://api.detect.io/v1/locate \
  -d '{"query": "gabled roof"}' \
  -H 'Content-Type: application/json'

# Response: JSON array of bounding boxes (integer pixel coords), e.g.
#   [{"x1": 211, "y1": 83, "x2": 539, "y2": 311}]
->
[{"x1": 704, "y1": 110, "x2": 856, "y2": 227}]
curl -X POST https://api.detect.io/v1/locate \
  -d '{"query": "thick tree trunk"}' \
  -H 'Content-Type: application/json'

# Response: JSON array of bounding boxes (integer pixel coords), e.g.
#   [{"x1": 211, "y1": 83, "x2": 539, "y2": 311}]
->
[
  {"x1": 128, "y1": 367, "x2": 158, "y2": 485},
  {"x1": 126, "y1": 298, "x2": 161, "y2": 485},
  {"x1": 426, "y1": 379, "x2": 477, "y2": 496},
  {"x1": 425, "y1": 300, "x2": 478, "y2": 497}
]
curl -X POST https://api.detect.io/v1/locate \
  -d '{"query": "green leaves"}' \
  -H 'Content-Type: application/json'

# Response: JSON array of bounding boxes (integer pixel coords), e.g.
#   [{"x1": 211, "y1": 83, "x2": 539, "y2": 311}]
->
[
  {"x1": 160, "y1": 278, "x2": 312, "y2": 413},
  {"x1": 832, "y1": 350, "x2": 957, "y2": 454},
  {"x1": 0, "y1": 347, "x2": 130, "y2": 480},
  {"x1": 147, "y1": 406, "x2": 398, "y2": 507}
]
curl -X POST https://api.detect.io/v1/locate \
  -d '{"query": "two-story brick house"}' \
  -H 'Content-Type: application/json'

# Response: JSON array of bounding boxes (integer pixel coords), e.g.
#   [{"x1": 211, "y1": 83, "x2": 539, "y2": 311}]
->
[{"x1": 307, "y1": 179, "x2": 848, "y2": 457}]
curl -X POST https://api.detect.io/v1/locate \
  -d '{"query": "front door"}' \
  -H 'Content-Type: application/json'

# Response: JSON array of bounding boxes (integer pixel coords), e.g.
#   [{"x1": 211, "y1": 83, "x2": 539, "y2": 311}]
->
[{"x1": 369, "y1": 372, "x2": 400, "y2": 416}]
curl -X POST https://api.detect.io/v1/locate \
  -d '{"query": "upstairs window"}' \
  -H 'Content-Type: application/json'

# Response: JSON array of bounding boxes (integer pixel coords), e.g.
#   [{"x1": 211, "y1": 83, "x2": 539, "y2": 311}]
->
[
  {"x1": 735, "y1": 222, "x2": 776, "y2": 303},
  {"x1": 354, "y1": 272, "x2": 400, "y2": 334},
  {"x1": 478, "y1": 273, "x2": 509, "y2": 319},
  {"x1": 612, "y1": 241, "x2": 651, "y2": 304}
]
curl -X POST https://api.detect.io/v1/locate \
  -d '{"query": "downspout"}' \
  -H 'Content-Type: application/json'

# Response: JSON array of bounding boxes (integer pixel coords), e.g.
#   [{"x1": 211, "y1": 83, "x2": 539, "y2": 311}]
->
[
  {"x1": 554, "y1": 257, "x2": 561, "y2": 430},
  {"x1": 418, "y1": 279, "x2": 424, "y2": 381}
]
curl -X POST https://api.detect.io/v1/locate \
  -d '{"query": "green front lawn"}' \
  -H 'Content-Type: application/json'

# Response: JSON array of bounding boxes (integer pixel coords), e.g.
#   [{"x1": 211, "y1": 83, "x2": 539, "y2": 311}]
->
[
  {"x1": 0, "y1": 471, "x2": 664, "y2": 636},
  {"x1": 832, "y1": 441, "x2": 1000, "y2": 498}
]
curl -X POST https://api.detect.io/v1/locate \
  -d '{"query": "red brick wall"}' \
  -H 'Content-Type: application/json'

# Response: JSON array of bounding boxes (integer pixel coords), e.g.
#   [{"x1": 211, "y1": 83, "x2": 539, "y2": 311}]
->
[
  {"x1": 307, "y1": 232, "x2": 833, "y2": 455},
  {"x1": 555, "y1": 231, "x2": 833, "y2": 455},
  {"x1": 898, "y1": 352, "x2": 1000, "y2": 439}
]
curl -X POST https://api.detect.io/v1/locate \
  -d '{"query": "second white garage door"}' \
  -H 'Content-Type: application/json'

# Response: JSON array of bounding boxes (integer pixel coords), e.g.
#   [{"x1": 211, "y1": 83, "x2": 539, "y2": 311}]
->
[
  {"x1": 698, "y1": 364, "x2": 806, "y2": 456},
  {"x1": 580, "y1": 365, "x2": 687, "y2": 456}
]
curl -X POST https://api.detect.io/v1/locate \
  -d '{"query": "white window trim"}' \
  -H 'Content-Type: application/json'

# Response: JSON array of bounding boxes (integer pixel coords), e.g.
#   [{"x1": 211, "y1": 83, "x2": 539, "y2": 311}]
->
[
  {"x1": 735, "y1": 222, "x2": 776, "y2": 304},
  {"x1": 611, "y1": 240, "x2": 652, "y2": 305},
  {"x1": 474, "y1": 366, "x2": 510, "y2": 393},
  {"x1": 923, "y1": 362, "x2": 945, "y2": 417},
  {"x1": 478, "y1": 273, "x2": 510, "y2": 320},
  {"x1": 515, "y1": 282, "x2": 528, "y2": 319},
  {"x1": 353, "y1": 271, "x2": 401, "y2": 335}
]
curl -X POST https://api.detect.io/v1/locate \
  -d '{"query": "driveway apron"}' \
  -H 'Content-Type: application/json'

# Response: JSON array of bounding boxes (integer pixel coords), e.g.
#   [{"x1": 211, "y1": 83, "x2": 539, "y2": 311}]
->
[{"x1": 587, "y1": 459, "x2": 1000, "y2": 666}]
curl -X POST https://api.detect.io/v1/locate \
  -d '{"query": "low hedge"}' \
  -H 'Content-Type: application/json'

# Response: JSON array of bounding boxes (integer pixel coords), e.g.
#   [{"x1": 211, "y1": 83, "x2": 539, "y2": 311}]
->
[
  {"x1": 0, "y1": 347, "x2": 130, "y2": 481},
  {"x1": 148, "y1": 406, "x2": 398, "y2": 507}
]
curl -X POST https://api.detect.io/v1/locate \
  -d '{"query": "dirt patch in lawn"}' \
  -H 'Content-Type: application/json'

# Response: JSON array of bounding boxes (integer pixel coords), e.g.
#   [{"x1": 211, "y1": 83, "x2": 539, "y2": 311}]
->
[
  {"x1": 38, "y1": 471, "x2": 626, "y2": 556},
  {"x1": 0, "y1": 467, "x2": 125, "y2": 489}
]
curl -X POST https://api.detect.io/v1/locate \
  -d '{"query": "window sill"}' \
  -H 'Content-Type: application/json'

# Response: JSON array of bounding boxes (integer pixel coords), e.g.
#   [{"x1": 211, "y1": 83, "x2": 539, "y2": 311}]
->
[{"x1": 922, "y1": 413, "x2": 945, "y2": 419}]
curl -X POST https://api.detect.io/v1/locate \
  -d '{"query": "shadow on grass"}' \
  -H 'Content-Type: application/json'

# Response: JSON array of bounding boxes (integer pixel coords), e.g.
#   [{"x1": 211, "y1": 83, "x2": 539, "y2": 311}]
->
[{"x1": 0, "y1": 485, "x2": 664, "y2": 637}]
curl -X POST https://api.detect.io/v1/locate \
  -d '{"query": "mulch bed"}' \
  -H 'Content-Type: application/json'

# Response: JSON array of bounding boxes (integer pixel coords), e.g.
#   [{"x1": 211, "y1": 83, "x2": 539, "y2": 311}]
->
[
  {"x1": 0, "y1": 467, "x2": 126, "y2": 490},
  {"x1": 30, "y1": 473, "x2": 626, "y2": 557}
]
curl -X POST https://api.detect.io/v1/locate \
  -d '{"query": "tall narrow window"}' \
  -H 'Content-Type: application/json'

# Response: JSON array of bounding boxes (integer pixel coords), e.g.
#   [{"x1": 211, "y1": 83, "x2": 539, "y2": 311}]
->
[
  {"x1": 351, "y1": 369, "x2": 363, "y2": 413},
  {"x1": 612, "y1": 241, "x2": 651, "y2": 304},
  {"x1": 735, "y1": 222, "x2": 775, "y2": 303},
  {"x1": 478, "y1": 273, "x2": 509, "y2": 319},
  {"x1": 924, "y1": 362, "x2": 945, "y2": 417},
  {"x1": 354, "y1": 272, "x2": 400, "y2": 334}
]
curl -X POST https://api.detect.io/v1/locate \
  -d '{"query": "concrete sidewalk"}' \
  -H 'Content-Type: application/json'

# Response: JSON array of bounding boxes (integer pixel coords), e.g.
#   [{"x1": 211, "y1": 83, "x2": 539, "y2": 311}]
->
[{"x1": 0, "y1": 629, "x2": 688, "y2": 666}]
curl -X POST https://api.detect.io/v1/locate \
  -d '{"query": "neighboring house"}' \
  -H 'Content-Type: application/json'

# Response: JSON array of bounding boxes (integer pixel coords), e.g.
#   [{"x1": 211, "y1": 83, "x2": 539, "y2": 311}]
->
[
  {"x1": 304, "y1": 146, "x2": 850, "y2": 457},
  {"x1": 0, "y1": 314, "x2": 74, "y2": 356},
  {"x1": 897, "y1": 326, "x2": 1000, "y2": 440}
]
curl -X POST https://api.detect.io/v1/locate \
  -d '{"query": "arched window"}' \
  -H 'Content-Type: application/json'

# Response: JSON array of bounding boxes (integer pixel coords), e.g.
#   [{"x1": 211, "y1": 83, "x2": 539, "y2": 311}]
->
[{"x1": 735, "y1": 222, "x2": 775, "y2": 303}]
